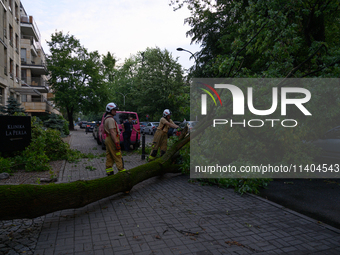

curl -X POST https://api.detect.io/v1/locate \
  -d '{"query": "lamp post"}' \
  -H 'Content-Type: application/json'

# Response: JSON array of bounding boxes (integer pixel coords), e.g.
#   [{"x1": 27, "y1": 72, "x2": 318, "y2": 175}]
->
[
  {"x1": 141, "y1": 52, "x2": 146, "y2": 160},
  {"x1": 177, "y1": 48, "x2": 198, "y2": 121},
  {"x1": 176, "y1": 47, "x2": 197, "y2": 65},
  {"x1": 118, "y1": 92, "x2": 128, "y2": 107}
]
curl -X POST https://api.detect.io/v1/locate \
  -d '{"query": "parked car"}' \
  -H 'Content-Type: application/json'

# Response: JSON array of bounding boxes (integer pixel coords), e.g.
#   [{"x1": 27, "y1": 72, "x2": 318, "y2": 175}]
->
[
  {"x1": 85, "y1": 122, "x2": 96, "y2": 133},
  {"x1": 81, "y1": 122, "x2": 88, "y2": 129},
  {"x1": 98, "y1": 111, "x2": 140, "y2": 150},
  {"x1": 92, "y1": 121, "x2": 101, "y2": 144},
  {"x1": 140, "y1": 122, "x2": 149, "y2": 134},
  {"x1": 143, "y1": 122, "x2": 159, "y2": 135},
  {"x1": 78, "y1": 121, "x2": 85, "y2": 129}
]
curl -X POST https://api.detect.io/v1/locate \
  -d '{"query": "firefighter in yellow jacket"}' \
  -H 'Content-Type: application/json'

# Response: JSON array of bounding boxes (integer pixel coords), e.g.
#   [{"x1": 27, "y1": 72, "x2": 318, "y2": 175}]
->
[
  {"x1": 104, "y1": 102, "x2": 126, "y2": 175},
  {"x1": 149, "y1": 109, "x2": 179, "y2": 161}
]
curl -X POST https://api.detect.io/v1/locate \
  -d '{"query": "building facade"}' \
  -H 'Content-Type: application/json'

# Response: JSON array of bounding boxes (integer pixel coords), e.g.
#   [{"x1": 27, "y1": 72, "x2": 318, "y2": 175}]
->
[
  {"x1": 0, "y1": 0, "x2": 21, "y2": 106},
  {"x1": 0, "y1": 0, "x2": 60, "y2": 116}
]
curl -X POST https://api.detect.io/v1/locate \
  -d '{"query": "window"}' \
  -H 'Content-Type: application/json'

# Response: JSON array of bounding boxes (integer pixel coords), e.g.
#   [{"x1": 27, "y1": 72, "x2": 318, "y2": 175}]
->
[
  {"x1": 15, "y1": 3, "x2": 18, "y2": 22},
  {"x1": 15, "y1": 64, "x2": 19, "y2": 82},
  {"x1": 15, "y1": 33, "x2": 18, "y2": 52},
  {"x1": 0, "y1": 87, "x2": 3, "y2": 105},
  {"x1": 21, "y1": 48, "x2": 27, "y2": 63},
  {"x1": 113, "y1": 113, "x2": 137, "y2": 124},
  {"x1": 4, "y1": 47, "x2": 7, "y2": 75},
  {"x1": 9, "y1": 24, "x2": 13, "y2": 46},
  {"x1": 21, "y1": 69, "x2": 26, "y2": 83},
  {"x1": 32, "y1": 95, "x2": 41, "y2": 102},
  {"x1": 8, "y1": 0, "x2": 12, "y2": 12},
  {"x1": 21, "y1": 94, "x2": 27, "y2": 102},
  {"x1": 9, "y1": 58, "x2": 13, "y2": 79},
  {"x1": 3, "y1": 8, "x2": 6, "y2": 39}
]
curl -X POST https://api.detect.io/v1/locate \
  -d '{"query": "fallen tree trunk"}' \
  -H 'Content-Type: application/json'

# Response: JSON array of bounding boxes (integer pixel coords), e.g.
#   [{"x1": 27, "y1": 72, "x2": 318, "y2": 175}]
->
[{"x1": 0, "y1": 127, "x2": 189, "y2": 220}]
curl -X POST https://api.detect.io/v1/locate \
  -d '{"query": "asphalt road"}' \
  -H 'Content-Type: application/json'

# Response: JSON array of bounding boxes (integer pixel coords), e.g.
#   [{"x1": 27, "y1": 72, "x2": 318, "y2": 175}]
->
[{"x1": 258, "y1": 178, "x2": 340, "y2": 229}]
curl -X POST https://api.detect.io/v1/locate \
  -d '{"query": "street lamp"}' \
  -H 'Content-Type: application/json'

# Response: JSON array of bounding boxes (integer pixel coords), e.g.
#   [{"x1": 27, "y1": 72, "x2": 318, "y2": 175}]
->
[
  {"x1": 117, "y1": 92, "x2": 128, "y2": 106},
  {"x1": 141, "y1": 51, "x2": 146, "y2": 160},
  {"x1": 177, "y1": 47, "x2": 198, "y2": 121},
  {"x1": 176, "y1": 47, "x2": 197, "y2": 63}
]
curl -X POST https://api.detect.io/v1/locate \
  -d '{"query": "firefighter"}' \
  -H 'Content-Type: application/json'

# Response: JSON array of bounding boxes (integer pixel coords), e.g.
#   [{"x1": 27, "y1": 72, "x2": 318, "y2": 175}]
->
[
  {"x1": 104, "y1": 102, "x2": 126, "y2": 175},
  {"x1": 148, "y1": 109, "x2": 179, "y2": 161}
]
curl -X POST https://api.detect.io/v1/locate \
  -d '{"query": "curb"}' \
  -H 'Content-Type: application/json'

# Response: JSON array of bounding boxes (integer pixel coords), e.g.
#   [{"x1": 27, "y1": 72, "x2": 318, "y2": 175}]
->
[
  {"x1": 248, "y1": 193, "x2": 340, "y2": 234},
  {"x1": 55, "y1": 159, "x2": 67, "y2": 184}
]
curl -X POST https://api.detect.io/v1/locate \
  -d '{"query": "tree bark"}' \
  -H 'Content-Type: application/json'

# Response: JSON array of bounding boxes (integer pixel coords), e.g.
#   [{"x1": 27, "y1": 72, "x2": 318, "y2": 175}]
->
[
  {"x1": 0, "y1": 127, "x2": 189, "y2": 220},
  {"x1": 67, "y1": 107, "x2": 74, "y2": 131}
]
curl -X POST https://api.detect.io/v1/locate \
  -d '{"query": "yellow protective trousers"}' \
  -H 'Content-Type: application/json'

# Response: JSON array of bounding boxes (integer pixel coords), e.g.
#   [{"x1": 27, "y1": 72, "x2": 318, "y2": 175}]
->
[
  {"x1": 105, "y1": 136, "x2": 125, "y2": 173},
  {"x1": 150, "y1": 130, "x2": 168, "y2": 158}
]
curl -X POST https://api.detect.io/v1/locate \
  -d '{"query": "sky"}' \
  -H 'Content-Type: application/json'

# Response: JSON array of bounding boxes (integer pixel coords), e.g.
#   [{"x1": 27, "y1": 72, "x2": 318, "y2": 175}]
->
[{"x1": 20, "y1": 0, "x2": 201, "y2": 71}]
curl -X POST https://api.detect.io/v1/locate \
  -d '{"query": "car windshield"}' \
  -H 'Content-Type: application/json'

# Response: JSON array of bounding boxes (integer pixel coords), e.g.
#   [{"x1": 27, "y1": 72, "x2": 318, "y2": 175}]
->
[
  {"x1": 152, "y1": 122, "x2": 159, "y2": 126},
  {"x1": 113, "y1": 113, "x2": 138, "y2": 124}
]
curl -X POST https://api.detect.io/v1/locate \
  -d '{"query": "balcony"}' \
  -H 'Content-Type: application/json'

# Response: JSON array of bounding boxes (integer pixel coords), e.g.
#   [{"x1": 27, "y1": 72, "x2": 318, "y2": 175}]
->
[
  {"x1": 20, "y1": 15, "x2": 41, "y2": 41},
  {"x1": 22, "y1": 101, "x2": 54, "y2": 114},
  {"x1": 21, "y1": 77, "x2": 49, "y2": 92},
  {"x1": 21, "y1": 59, "x2": 48, "y2": 75}
]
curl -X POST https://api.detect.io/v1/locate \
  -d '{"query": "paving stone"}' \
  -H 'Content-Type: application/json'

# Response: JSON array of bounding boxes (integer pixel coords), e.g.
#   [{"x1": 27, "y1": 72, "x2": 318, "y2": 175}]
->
[{"x1": 2, "y1": 129, "x2": 340, "y2": 255}]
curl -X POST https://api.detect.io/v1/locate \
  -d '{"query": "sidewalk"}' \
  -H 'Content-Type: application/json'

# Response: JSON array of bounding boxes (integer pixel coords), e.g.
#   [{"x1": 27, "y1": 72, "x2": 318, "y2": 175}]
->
[{"x1": 1, "y1": 129, "x2": 340, "y2": 254}]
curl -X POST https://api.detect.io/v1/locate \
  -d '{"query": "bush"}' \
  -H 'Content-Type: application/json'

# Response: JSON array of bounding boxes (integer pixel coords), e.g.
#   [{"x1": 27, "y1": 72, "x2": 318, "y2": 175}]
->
[
  {"x1": 0, "y1": 157, "x2": 15, "y2": 173},
  {"x1": 62, "y1": 118, "x2": 70, "y2": 135},
  {"x1": 44, "y1": 129, "x2": 70, "y2": 161},
  {"x1": 21, "y1": 117, "x2": 50, "y2": 171}
]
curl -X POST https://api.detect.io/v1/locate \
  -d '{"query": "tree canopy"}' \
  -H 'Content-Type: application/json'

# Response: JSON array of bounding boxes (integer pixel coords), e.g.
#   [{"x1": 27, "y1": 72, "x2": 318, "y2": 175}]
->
[
  {"x1": 108, "y1": 47, "x2": 189, "y2": 121},
  {"x1": 171, "y1": 0, "x2": 340, "y2": 78},
  {"x1": 170, "y1": 0, "x2": 340, "y2": 167},
  {"x1": 46, "y1": 31, "x2": 111, "y2": 130}
]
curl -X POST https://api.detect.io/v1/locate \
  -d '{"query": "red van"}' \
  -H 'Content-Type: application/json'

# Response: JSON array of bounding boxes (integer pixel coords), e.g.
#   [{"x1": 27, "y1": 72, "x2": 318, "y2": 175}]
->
[{"x1": 98, "y1": 111, "x2": 140, "y2": 150}]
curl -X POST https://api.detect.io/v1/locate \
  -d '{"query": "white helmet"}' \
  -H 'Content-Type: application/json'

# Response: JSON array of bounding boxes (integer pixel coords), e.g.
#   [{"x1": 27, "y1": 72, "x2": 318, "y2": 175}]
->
[
  {"x1": 106, "y1": 102, "x2": 119, "y2": 112},
  {"x1": 163, "y1": 109, "x2": 172, "y2": 117}
]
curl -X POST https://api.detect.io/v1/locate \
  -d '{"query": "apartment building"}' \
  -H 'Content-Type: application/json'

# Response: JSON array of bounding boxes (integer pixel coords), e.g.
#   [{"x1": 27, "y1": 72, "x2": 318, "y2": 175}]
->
[
  {"x1": 0, "y1": 0, "x2": 60, "y2": 116},
  {"x1": 0, "y1": 0, "x2": 21, "y2": 106}
]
